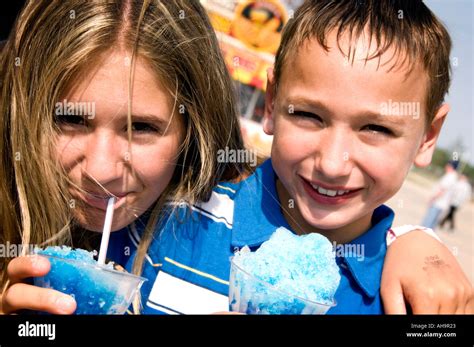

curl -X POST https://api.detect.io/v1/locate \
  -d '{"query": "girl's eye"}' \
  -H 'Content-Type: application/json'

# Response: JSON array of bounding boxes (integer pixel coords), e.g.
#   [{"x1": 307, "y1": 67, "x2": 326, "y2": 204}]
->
[
  {"x1": 54, "y1": 115, "x2": 86, "y2": 127},
  {"x1": 362, "y1": 124, "x2": 393, "y2": 136},
  {"x1": 131, "y1": 122, "x2": 159, "y2": 133}
]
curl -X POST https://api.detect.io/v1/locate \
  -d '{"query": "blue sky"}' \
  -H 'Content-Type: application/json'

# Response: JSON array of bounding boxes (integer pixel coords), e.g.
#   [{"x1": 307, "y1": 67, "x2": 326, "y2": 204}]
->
[{"x1": 425, "y1": 0, "x2": 473, "y2": 164}]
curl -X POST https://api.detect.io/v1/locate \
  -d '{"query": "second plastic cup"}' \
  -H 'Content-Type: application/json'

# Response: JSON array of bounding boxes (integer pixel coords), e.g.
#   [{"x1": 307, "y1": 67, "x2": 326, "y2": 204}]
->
[
  {"x1": 228, "y1": 256, "x2": 336, "y2": 314},
  {"x1": 34, "y1": 254, "x2": 146, "y2": 314}
]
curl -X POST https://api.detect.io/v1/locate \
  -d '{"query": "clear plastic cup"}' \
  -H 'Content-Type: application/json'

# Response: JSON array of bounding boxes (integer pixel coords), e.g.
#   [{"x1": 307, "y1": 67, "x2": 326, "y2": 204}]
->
[
  {"x1": 34, "y1": 254, "x2": 146, "y2": 314},
  {"x1": 229, "y1": 256, "x2": 336, "y2": 314}
]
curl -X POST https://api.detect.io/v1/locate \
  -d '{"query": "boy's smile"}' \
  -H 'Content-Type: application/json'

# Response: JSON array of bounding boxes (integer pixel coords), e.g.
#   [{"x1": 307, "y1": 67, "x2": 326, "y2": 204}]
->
[
  {"x1": 300, "y1": 177, "x2": 364, "y2": 205},
  {"x1": 264, "y1": 32, "x2": 448, "y2": 243}
]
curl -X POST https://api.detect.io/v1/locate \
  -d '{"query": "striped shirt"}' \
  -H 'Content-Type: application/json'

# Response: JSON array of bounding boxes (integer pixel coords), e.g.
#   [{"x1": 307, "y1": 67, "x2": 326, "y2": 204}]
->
[{"x1": 109, "y1": 159, "x2": 394, "y2": 314}]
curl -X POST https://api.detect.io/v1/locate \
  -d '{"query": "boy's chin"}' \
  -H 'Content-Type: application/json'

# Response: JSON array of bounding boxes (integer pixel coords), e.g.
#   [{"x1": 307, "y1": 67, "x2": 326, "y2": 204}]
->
[
  {"x1": 305, "y1": 219, "x2": 350, "y2": 231},
  {"x1": 299, "y1": 207, "x2": 357, "y2": 231}
]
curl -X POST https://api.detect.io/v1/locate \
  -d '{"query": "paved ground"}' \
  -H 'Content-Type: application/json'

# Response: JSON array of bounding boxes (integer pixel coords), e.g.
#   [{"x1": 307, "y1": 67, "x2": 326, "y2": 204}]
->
[{"x1": 386, "y1": 171, "x2": 473, "y2": 284}]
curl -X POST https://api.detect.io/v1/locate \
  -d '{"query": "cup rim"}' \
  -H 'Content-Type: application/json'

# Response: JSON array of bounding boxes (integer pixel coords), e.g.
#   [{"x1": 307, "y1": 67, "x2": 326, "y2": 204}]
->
[
  {"x1": 230, "y1": 256, "x2": 336, "y2": 308},
  {"x1": 36, "y1": 253, "x2": 147, "y2": 282}
]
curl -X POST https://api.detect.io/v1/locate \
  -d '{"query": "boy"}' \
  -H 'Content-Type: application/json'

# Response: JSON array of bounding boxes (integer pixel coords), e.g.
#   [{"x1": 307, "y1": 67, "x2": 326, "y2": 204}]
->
[{"x1": 119, "y1": 0, "x2": 472, "y2": 314}]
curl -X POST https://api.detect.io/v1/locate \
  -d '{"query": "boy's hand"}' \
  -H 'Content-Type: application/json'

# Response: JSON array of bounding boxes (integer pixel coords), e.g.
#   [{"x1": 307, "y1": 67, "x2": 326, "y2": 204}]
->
[
  {"x1": 381, "y1": 230, "x2": 473, "y2": 314},
  {"x1": 1, "y1": 255, "x2": 76, "y2": 314}
]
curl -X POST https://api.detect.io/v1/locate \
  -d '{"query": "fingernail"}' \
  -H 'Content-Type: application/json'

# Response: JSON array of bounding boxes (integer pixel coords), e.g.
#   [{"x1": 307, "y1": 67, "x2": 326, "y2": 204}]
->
[
  {"x1": 30, "y1": 255, "x2": 48, "y2": 271},
  {"x1": 55, "y1": 295, "x2": 76, "y2": 313}
]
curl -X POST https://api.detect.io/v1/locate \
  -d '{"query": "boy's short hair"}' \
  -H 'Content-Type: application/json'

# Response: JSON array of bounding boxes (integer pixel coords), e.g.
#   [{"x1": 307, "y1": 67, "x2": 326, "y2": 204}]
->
[{"x1": 274, "y1": 0, "x2": 452, "y2": 127}]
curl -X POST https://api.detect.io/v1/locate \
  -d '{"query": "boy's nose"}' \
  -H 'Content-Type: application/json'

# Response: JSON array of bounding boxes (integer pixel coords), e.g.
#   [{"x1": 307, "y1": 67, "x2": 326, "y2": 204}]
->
[
  {"x1": 82, "y1": 132, "x2": 125, "y2": 185},
  {"x1": 314, "y1": 129, "x2": 353, "y2": 179}
]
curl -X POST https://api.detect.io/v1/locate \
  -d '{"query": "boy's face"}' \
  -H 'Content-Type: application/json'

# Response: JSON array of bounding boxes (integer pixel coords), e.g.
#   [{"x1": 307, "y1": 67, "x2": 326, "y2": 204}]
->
[
  {"x1": 264, "y1": 33, "x2": 448, "y2": 241},
  {"x1": 56, "y1": 50, "x2": 184, "y2": 232}
]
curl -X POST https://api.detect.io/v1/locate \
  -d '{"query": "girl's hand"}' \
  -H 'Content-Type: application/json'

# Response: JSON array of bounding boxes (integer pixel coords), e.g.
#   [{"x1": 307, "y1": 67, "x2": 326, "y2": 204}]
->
[
  {"x1": 1, "y1": 255, "x2": 76, "y2": 314},
  {"x1": 381, "y1": 230, "x2": 473, "y2": 314}
]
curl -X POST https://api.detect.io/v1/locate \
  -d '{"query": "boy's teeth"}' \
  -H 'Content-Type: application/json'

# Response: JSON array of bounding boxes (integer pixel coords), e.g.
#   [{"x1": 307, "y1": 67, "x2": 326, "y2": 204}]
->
[
  {"x1": 310, "y1": 183, "x2": 350, "y2": 197},
  {"x1": 323, "y1": 188, "x2": 337, "y2": 197}
]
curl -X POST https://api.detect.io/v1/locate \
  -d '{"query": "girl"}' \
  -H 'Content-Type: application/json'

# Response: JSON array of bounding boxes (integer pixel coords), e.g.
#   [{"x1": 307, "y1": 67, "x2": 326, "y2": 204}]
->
[
  {"x1": 0, "y1": 0, "x2": 246, "y2": 313},
  {"x1": 0, "y1": 0, "x2": 470, "y2": 314}
]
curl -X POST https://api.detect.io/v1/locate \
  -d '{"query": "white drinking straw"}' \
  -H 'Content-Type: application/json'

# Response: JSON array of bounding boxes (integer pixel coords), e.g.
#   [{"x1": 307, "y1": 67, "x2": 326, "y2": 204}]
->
[{"x1": 98, "y1": 197, "x2": 115, "y2": 265}]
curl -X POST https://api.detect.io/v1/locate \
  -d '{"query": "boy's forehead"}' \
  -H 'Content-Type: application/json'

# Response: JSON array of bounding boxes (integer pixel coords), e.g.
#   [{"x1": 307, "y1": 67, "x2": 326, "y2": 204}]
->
[
  {"x1": 287, "y1": 29, "x2": 427, "y2": 81},
  {"x1": 278, "y1": 31, "x2": 428, "y2": 110}
]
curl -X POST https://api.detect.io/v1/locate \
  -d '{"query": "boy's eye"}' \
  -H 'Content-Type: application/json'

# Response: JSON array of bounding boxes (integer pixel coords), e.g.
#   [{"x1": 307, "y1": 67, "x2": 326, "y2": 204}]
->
[
  {"x1": 54, "y1": 115, "x2": 87, "y2": 127},
  {"x1": 362, "y1": 124, "x2": 393, "y2": 136},
  {"x1": 131, "y1": 122, "x2": 159, "y2": 133},
  {"x1": 292, "y1": 110, "x2": 323, "y2": 122}
]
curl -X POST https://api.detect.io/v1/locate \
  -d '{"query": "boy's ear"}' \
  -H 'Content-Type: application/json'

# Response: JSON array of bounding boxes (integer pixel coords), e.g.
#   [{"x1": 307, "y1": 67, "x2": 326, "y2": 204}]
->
[
  {"x1": 263, "y1": 68, "x2": 275, "y2": 136},
  {"x1": 414, "y1": 103, "x2": 450, "y2": 167}
]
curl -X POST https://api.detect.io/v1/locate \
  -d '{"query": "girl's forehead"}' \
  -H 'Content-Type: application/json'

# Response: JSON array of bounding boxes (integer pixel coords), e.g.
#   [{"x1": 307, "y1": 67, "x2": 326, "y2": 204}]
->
[
  {"x1": 58, "y1": 56, "x2": 174, "y2": 126},
  {"x1": 65, "y1": 50, "x2": 168, "y2": 99}
]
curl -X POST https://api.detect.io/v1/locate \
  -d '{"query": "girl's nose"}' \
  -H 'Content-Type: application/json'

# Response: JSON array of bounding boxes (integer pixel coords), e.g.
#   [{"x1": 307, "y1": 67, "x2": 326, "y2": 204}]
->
[{"x1": 82, "y1": 132, "x2": 125, "y2": 186}]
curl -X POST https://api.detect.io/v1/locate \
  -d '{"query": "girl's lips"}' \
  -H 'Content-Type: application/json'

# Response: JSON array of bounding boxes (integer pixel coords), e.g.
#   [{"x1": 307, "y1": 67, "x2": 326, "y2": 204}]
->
[
  {"x1": 301, "y1": 177, "x2": 363, "y2": 205},
  {"x1": 81, "y1": 193, "x2": 128, "y2": 211}
]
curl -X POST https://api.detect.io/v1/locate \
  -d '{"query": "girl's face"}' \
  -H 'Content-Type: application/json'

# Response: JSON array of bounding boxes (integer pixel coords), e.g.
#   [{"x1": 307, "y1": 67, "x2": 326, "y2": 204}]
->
[{"x1": 55, "y1": 50, "x2": 184, "y2": 232}]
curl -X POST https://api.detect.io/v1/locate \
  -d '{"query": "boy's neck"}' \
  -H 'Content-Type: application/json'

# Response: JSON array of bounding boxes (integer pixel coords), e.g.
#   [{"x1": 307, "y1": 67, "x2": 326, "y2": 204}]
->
[{"x1": 276, "y1": 179, "x2": 373, "y2": 244}]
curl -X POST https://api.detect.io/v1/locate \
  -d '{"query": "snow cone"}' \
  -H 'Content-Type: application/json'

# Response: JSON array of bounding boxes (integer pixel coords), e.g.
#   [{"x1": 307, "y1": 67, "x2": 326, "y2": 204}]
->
[
  {"x1": 229, "y1": 227, "x2": 340, "y2": 314},
  {"x1": 34, "y1": 246, "x2": 146, "y2": 314}
]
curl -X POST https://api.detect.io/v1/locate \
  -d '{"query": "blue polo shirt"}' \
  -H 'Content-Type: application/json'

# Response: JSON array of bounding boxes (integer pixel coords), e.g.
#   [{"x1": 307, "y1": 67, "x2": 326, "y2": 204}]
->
[{"x1": 112, "y1": 159, "x2": 394, "y2": 314}]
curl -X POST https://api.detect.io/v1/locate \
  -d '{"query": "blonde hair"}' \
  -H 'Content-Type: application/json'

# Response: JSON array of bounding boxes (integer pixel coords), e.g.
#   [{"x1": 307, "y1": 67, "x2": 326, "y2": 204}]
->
[{"x1": 0, "y1": 0, "x2": 247, "y2": 310}]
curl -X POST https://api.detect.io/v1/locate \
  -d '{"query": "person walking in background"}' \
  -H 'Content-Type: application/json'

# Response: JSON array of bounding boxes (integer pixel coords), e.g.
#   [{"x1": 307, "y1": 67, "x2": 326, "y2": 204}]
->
[
  {"x1": 439, "y1": 174, "x2": 472, "y2": 231},
  {"x1": 421, "y1": 160, "x2": 459, "y2": 229}
]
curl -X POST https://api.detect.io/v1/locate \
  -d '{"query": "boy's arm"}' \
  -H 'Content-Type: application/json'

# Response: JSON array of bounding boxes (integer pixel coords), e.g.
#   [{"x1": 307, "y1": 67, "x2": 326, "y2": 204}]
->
[{"x1": 381, "y1": 229, "x2": 473, "y2": 314}]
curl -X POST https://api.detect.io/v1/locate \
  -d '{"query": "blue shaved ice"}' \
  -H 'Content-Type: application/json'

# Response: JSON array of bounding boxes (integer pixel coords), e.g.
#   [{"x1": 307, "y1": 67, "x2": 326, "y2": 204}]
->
[
  {"x1": 34, "y1": 246, "x2": 145, "y2": 315},
  {"x1": 229, "y1": 227, "x2": 341, "y2": 314}
]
